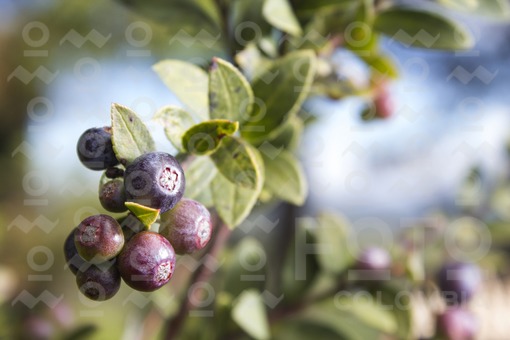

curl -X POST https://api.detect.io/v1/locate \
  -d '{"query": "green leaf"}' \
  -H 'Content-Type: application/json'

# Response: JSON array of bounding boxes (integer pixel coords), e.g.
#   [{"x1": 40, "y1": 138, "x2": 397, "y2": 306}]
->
[
  {"x1": 209, "y1": 57, "x2": 254, "y2": 122},
  {"x1": 294, "y1": 0, "x2": 358, "y2": 15},
  {"x1": 231, "y1": 290, "x2": 270, "y2": 340},
  {"x1": 116, "y1": 1, "x2": 225, "y2": 59},
  {"x1": 235, "y1": 43, "x2": 273, "y2": 82},
  {"x1": 153, "y1": 106, "x2": 195, "y2": 152},
  {"x1": 241, "y1": 50, "x2": 317, "y2": 143},
  {"x1": 300, "y1": 2, "x2": 359, "y2": 41},
  {"x1": 182, "y1": 120, "x2": 238, "y2": 155},
  {"x1": 262, "y1": 0, "x2": 303, "y2": 36},
  {"x1": 377, "y1": 284, "x2": 413, "y2": 339},
  {"x1": 211, "y1": 136, "x2": 263, "y2": 189},
  {"x1": 193, "y1": 184, "x2": 214, "y2": 208},
  {"x1": 292, "y1": 302, "x2": 382, "y2": 340},
  {"x1": 211, "y1": 144, "x2": 264, "y2": 227},
  {"x1": 229, "y1": 0, "x2": 272, "y2": 50},
  {"x1": 438, "y1": 0, "x2": 510, "y2": 19},
  {"x1": 153, "y1": 60, "x2": 209, "y2": 121},
  {"x1": 374, "y1": 7, "x2": 473, "y2": 50},
  {"x1": 111, "y1": 103, "x2": 156, "y2": 165},
  {"x1": 272, "y1": 320, "x2": 348, "y2": 340},
  {"x1": 363, "y1": 54, "x2": 399, "y2": 80},
  {"x1": 124, "y1": 202, "x2": 159, "y2": 228},
  {"x1": 333, "y1": 294, "x2": 398, "y2": 334},
  {"x1": 267, "y1": 116, "x2": 304, "y2": 151},
  {"x1": 117, "y1": 0, "x2": 222, "y2": 27},
  {"x1": 184, "y1": 156, "x2": 218, "y2": 200},
  {"x1": 312, "y1": 212, "x2": 353, "y2": 275},
  {"x1": 261, "y1": 150, "x2": 307, "y2": 205}
]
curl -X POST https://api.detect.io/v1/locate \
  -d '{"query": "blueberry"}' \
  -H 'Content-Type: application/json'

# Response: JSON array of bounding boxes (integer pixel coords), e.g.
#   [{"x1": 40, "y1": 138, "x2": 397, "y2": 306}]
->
[
  {"x1": 117, "y1": 213, "x2": 145, "y2": 243},
  {"x1": 99, "y1": 179, "x2": 127, "y2": 213},
  {"x1": 124, "y1": 152, "x2": 185, "y2": 213},
  {"x1": 118, "y1": 231, "x2": 176, "y2": 292},
  {"x1": 437, "y1": 262, "x2": 481, "y2": 306},
  {"x1": 436, "y1": 307, "x2": 477, "y2": 340},
  {"x1": 64, "y1": 228, "x2": 86, "y2": 275},
  {"x1": 76, "y1": 127, "x2": 119, "y2": 170},
  {"x1": 76, "y1": 263, "x2": 121, "y2": 301},
  {"x1": 159, "y1": 198, "x2": 212, "y2": 254},
  {"x1": 74, "y1": 215, "x2": 124, "y2": 264}
]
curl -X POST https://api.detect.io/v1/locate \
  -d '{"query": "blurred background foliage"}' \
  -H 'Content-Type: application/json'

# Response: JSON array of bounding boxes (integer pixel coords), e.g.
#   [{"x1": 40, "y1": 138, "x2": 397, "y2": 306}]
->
[{"x1": 2, "y1": 0, "x2": 510, "y2": 339}]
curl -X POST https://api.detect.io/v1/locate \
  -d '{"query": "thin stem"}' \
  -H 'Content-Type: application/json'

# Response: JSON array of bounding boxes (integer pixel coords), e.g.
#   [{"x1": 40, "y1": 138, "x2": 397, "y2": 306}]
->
[{"x1": 164, "y1": 220, "x2": 231, "y2": 340}]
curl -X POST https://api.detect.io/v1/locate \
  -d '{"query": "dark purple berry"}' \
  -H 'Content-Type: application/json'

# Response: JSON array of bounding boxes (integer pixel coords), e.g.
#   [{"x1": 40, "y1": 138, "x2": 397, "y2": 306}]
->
[
  {"x1": 437, "y1": 262, "x2": 481, "y2": 306},
  {"x1": 124, "y1": 152, "x2": 185, "y2": 213},
  {"x1": 118, "y1": 231, "x2": 176, "y2": 292},
  {"x1": 436, "y1": 307, "x2": 477, "y2": 340},
  {"x1": 99, "y1": 179, "x2": 127, "y2": 213},
  {"x1": 118, "y1": 213, "x2": 145, "y2": 243},
  {"x1": 74, "y1": 215, "x2": 124, "y2": 264},
  {"x1": 159, "y1": 198, "x2": 212, "y2": 254},
  {"x1": 77, "y1": 127, "x2": 119, "y2": 170},
  {"x1": 64, "y1": 228, "x2": 87, "y2": 275},
  {"x1": 76, "y1": 264, "x2": 121, "y2": 301}
]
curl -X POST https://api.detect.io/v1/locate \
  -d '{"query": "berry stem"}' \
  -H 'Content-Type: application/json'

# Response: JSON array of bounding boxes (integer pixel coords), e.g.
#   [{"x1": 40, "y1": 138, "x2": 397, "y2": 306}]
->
[{"x1": 163, "y1": 219, "x2": 231, "y2": 340}]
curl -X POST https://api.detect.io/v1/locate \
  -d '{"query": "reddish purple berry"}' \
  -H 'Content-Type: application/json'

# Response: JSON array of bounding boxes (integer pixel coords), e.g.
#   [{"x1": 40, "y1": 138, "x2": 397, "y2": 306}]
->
[
  {"x1": 124, "y1": 152, "x2": 185, "y2": 213},
  {"x1": 437, "y1": 262, "x2": 481, "y2": 306},
  {"x1": 159, "y1": 198, "x2": 212, "y2": 255},
  {"x1": 118, "y1": 231, "x2": 176, "y2": 292},
  {"x1": 436, "y1": 307, "x2": 478, "y2": 340},
  {"x1": 353, "y1": 247, "x2": 391, "y2": 281},
  {"x1": 76, "y1": 263, "x2": 121, "y2": 301},
  {"x1": 77, "y1": 127, "x2": 119, "y2": 170},
  {"x1": 99, "y1": 179, "x2": 127, "y2": 213},
  {"x1": 355, "y1": 247, "x2": 391, "y2": 271},
  {"x1": 74, "y1": 214, "x2": 124, "y2": 264}
]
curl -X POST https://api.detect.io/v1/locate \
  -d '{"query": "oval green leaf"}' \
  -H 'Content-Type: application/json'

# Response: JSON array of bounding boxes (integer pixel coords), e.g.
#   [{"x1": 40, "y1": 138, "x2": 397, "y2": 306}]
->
[
  {"x1": 210, "y1": 136, "x2": 263, "y2": 189},
  {"x1": 210, "y1": 144, "x2": 264, "y2": 228},
  {"x1": 438, "y1": 0, "x2": 510, "y2": 20},
  {"x1": 261, "y1": 150, "x2": 307, "y2": 205},
  {"x1": 313, "y1": 212, "x2": 353, "y2": 275},
  {"x1": 267, "y1": 116, "x2": 304, "y2": 151},
  {"x1": 182, "y1": 119, "x2": 239, "y2": 155},
  {"x1": 374, "y1": 7, "x2": 474, "y2": 50},
  {"x1": 231, "y1": 290, "x2": 270, "y2": 340},
  {"x1": 209, "y1": 57, "x2": 254, "y2": 122},
  {"x1": 153, "y1": 60, "x2": 209, "y2": 121},
  {"x1": 111, "y1": 103, "x2": 156, "y2": 165},
  {"x1": 184, "y1": 156, "x2": 218, "y2": 200},
  {"x1": 262, "y1": 0, "x2": 303, "y2": 36},
  {"x1": 241, "y1": 50, "x2": 317, "y2": 143},
  {"x1": 124, "y1": 202, "x2": 160, "y2": 228},
  {"x1": 153, "y1": 105, "x2": 195, "y2": 152}
]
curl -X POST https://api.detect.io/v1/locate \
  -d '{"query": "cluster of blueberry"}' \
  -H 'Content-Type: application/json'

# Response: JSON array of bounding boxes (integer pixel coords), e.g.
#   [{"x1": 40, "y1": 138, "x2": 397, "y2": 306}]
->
[{"x1": 64, "y1": 127, "x2": 213, "y2": 301}]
